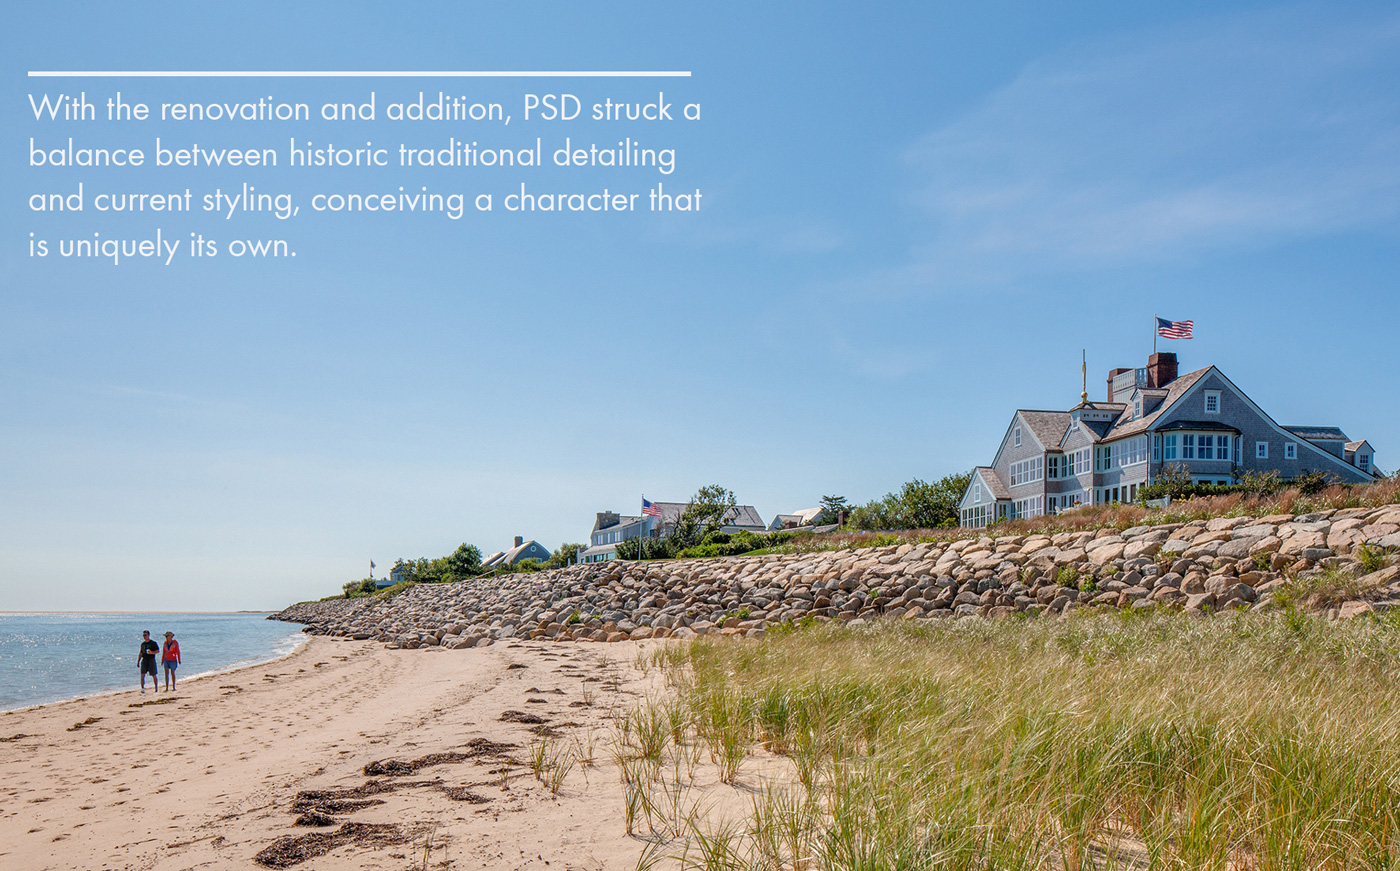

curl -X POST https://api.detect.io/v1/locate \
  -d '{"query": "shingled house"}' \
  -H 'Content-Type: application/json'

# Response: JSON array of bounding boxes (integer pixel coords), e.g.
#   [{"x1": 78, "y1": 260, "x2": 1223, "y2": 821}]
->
[
  {"x1": 579, "y1": 502, "x2": 767, "y2": 563},
  {"x1": 480, "y1": 536, "x2": 552, "y2": 569},
  {"x1": 958, "y1": 352, "x2": 1380, "y2": 528}
]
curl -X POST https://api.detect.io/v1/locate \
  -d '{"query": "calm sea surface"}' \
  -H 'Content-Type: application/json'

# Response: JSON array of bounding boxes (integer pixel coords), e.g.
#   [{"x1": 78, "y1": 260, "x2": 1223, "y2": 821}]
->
[{"x1": 0, "y1": 612, "x2": 305, "y2": 711}]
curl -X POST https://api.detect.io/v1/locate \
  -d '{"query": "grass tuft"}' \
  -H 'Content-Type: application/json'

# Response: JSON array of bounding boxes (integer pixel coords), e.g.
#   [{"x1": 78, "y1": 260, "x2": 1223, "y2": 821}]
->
[{"x1": 634, "y1": 612, "x2": 1400, "y2": 870}]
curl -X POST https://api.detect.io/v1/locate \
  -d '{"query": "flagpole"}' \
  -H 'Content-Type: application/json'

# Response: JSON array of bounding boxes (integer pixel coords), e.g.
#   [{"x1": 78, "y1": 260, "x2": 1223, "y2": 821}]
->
[{"x1": 1153, "y1": 313, "x2": 1157, "y2": 355}]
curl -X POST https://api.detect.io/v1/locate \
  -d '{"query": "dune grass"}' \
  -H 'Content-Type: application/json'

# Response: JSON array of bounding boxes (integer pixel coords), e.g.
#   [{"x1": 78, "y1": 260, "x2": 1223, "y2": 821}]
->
[{"x1": 629, "y1": 610, "x2": 1400, "y2": 870}]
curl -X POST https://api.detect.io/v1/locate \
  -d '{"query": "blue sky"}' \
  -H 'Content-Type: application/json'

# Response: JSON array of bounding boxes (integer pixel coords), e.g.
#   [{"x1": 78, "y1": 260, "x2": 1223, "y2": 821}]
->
[{"x1": 3, "y1": 1, "x2": 1397, "y2": 610}]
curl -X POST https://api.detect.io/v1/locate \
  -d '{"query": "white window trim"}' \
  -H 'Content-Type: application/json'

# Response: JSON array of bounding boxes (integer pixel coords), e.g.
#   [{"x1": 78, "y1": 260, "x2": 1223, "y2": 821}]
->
[
  {"x1": 1256, "y1": 440, "x2": 1269, "y2": 459},
  {"x1": 974, "y1": 482, "x2": 981, "y2": 503},
  {"x1": 1204, "y1": 390, "x2": 1221, "y2": 414},
  {"x1": 1284, "y1": 442, "x2": 1297, "y2": 460},
  {"x1": 1013, "y1": 426, "x2": 1021, "y2": 447}
]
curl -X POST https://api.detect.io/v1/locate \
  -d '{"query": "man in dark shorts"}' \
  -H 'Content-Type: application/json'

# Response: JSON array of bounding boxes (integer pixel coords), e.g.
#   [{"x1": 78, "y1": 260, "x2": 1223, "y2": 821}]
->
[
  {"x1": 162, "y1": 631, "x2": 181, "y2": 692},
  {"x1": 137, "y1": 630, "x2": 159, "y2": 693}
]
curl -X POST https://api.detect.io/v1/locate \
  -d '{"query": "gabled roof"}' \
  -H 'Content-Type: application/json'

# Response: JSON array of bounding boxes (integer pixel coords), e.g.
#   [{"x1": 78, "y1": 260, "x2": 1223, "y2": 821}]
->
[
  {"x1": 1345, "y1": 440, "x2": 1371, "y2": 453},
  {"x1": 973, "y1": 466, "x2": 1011, "y2": 500},
  {"x1": 1101, "y1": 366, "x2": 1212, "y2": 440},
  {"x1": 769, "y1": 507, "x2": 822, "y2": 530},
  {"x1": 592, "y1": 514, "x2": 642, "y2": 533},
  {"x1": 1018, "y1": 410, "x2": 1072, "y2": 449},
  {"x1": 1284, "y1": 426, "x2": 1350, "y2": 442},
  {"x1": 649, "y1": 501, "x2": 767, "y2": 530},
  {"x1": 1075, "y1": 418, "x2": 1116, "y2": 441},
  {"x1": 483, "y1": 539, "x2": 550, "y2": 568}
]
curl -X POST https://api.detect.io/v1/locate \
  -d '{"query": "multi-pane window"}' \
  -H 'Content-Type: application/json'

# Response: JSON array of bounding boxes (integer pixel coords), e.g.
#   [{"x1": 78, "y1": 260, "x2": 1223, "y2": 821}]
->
[
  {"x1": 1204, "y1": 390, "x2": 1221, "y2": 414},
  {"x1": 1009, "y1": 457, "x2": 1043, "y2": 486},
  {"x1": 1048, "y1": 451, "x2": 1091, "y2": 478},
  {"x1": 1049, "y1": 492, "x2": 1086, "y2": 513},
  {"x1": 1163, "y1": 432, "x2": 1231, "y2": 462},
  {"x1": 1109, "y1": 435, "x2": 1148, "y2": 468},
  {"x1": 1162, "y1": 434, "x2": 1179, "y2": 460},
  {"x1": 1284, "y1": 442, "x2": 1297, "y2": 460},
  {"x1": 1013, "y1": 426, "x2": 1021, "y2": 447},
  {"x1": 1216, "y1": 435, "x2": 1232, "y2": 461},
  {"x1": 1011, "y1": 496, "x2": 1043, "y2": 520},
  {"x1": 1256, "y1": 441, "x2": 1269, "y2": 459},
  {"x1": 1360, "y1": 454, "x2": 1371, "y2": 472},
  {"x1": 1096, "y1": 446, "x2": 1111, "y2": 471}
]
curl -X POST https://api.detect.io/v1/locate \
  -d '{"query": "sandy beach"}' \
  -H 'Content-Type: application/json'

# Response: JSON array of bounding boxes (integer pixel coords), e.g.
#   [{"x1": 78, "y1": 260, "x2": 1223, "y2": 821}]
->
[{"x1": 0, "y1": 635, "x2": 682, "y2": 871}]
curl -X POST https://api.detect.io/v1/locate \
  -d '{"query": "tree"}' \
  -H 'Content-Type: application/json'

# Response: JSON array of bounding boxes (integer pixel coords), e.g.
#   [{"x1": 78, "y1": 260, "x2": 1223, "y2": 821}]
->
[
  {"x1": 848, "y1": 472, "x2": 972, "y2": 531},
  {"x1": 342, "y1": 577, "x2": 378, "y2": 598},
  {"x1": 545, "y1": 542, "x2": 584, "y2": 569},
  {"x1": 814, "y1": 494, "x2": 848, "y2": 526},
  {"x1": 444, "y1": 543, "x2": 483, "y2": 578},
  {"x1": 669, "y1": 484, "x2": 737, "y2": 549}
]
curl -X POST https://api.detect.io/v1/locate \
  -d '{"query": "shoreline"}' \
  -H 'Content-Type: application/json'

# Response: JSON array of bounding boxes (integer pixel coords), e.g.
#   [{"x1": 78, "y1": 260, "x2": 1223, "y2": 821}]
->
[
  {"x1": 0, "y1": 610, "x2": 281, "y2": 615},
  {"x1": 0, "y1": 631, "x2": 311, "y2": 717},
  {"x1": 0, "y1": 633, "x2": 679, "y2": 871}
]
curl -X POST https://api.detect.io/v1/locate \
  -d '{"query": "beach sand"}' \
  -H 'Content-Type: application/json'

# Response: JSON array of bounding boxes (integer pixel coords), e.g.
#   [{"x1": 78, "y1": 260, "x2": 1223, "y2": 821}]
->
[{"x1": 0, "y1": 634, "x2": 701, "y2": 870}]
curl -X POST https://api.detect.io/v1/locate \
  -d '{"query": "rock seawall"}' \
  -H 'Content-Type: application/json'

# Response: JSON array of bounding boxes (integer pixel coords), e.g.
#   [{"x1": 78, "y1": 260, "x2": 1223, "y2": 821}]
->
[{"x1": 273, "y1": 507, "x2": 1400, "y2": 648}]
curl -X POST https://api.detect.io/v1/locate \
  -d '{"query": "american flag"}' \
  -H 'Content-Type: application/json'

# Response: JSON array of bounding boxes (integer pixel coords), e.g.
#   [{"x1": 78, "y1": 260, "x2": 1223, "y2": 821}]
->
[
  {"x1": 1156, "y1": 317, "x2": 1193, "y2": 339},
  {"x1": 641, "y1": 498, "x2": 662, "y2": 518}
]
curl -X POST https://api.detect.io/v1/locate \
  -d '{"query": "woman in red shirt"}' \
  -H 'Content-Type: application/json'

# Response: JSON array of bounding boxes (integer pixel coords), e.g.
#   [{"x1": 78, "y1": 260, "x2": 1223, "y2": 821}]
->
[{"x1": 162, "y1": 631, "x2": 181, "y2": 692}]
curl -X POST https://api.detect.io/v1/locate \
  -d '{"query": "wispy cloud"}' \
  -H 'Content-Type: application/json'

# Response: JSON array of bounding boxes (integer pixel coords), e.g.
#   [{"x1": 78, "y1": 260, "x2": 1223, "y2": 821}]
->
[{"x1": 903, "y1": 5, "x2": 1400, "y2": 281}]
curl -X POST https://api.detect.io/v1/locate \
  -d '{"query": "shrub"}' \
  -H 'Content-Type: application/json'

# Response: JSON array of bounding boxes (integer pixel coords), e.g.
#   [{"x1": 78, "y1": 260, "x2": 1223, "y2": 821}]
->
[
  {"x1": 848, "y1": 472, "x2": 972, "y2": 531},
  {"x1": 1295, "y1": 470, "x2": 1339, "y2": 496},
  {"x1": 1237, "y1": 469, "x2": 1283, "y2": 496},
  {"x1": 1139, "y1": 463, "x2": 1195, "y2": 501},
  {"x1": 1356, "y1": 544, "x2": 1389, "y2": 575},
  {"x1": 1055, "y1": 565, "x2": 1082, "y2": 590}
]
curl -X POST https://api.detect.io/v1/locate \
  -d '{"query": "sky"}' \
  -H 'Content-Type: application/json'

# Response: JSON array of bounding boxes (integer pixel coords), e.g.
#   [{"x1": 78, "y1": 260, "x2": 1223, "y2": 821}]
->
[{"x1": 2, "y1": 1, "x2": 1397, "y2": 610}]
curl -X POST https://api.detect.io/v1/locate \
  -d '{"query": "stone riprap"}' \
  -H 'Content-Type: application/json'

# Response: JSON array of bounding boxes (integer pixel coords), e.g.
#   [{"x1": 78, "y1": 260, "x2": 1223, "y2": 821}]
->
[{"x1": 273, "y1": 506, "x2": 1400, "y2": 648}]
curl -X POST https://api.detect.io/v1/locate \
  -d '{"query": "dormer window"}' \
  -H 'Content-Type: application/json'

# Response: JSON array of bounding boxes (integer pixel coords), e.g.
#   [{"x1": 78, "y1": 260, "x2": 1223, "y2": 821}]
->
[
  {"x1": 1204, "y1": 390, "x2": 1221, "y2": 414},
  {"x1": 1013, "y1": 426, "x2": 1021, "y2": 447},
  {"x1": 1133, "y1": 396, "x2": 1142, "y2": 420},
  {"x1": 1360, "y1": 454, "x2": 1371, "y2": 472}
]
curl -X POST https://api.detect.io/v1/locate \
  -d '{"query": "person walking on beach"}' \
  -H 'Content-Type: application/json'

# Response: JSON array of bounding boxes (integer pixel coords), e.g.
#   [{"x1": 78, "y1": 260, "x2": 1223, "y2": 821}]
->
[
  {"x1": 161, "y1": 631, "x2": 181, "y2": 692},
  {"x1": 137, "y1": 630, "x2": 159, "y2": 693}
]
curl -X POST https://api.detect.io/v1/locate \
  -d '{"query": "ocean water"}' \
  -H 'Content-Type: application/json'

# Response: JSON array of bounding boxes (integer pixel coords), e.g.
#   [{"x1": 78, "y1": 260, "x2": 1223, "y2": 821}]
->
[{"x1": 0, "y1": 612, "x2": 306, "y2": 711}]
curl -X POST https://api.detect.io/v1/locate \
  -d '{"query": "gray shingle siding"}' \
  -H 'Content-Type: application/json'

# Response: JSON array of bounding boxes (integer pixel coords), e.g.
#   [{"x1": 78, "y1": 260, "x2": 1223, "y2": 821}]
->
[
  {"x1": 959, "y1": 356, "x2": 1378, "y2": 527},
  {"x1": 1151, "y1": 370, "x2": 1372, "y2": 484}
]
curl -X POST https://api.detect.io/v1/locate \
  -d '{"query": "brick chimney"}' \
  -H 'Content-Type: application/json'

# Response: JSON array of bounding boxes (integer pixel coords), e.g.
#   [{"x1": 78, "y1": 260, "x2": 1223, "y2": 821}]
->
[
  {"x1": 514, "y1": 535, "x2": 523, "y2": 547},
  {"x1": 1146, "y1": 352, "x2": 1178, "y2": 388},
  {"x1": 1106, "y1": 368, "x2": 1131, "y2": 403}
]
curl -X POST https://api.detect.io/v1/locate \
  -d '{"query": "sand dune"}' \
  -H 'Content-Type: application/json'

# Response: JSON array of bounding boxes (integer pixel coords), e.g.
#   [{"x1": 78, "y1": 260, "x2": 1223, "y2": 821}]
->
[{"x1": 0, "y1": 635, "x2": 675, "y2": 870}]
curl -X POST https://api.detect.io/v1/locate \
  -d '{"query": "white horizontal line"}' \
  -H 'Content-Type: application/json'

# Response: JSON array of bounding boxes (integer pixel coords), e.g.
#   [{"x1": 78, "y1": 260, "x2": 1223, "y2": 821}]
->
[{"x1": 27, "y1": 70, "x2": 691, "y2": 78}]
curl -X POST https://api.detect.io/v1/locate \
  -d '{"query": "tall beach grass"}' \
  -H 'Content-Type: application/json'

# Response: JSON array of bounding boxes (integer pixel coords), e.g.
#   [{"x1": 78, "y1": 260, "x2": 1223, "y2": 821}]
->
[{"x1": 634, "y1": 610, "x2": 1400, "y2": 870}]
